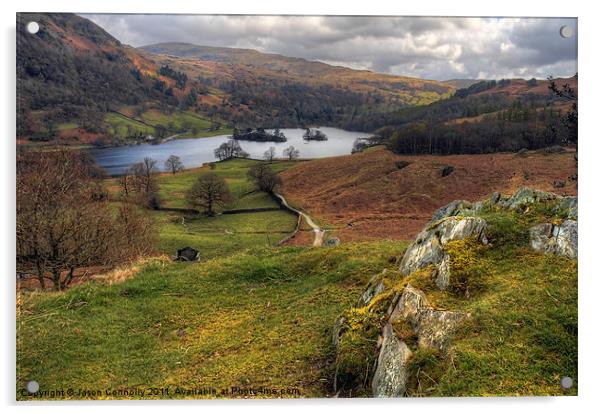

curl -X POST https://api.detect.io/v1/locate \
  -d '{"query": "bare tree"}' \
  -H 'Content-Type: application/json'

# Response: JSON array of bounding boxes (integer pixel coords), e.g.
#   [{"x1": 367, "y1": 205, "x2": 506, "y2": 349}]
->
[
  {"x1": 16, "y1": 150, "x2": 155, "y2": 291},
  {"x1": 127, "y1": 157, "x2": 161, "y2": 209},
  {"x1": 264, "y1": 146, "x2": 276, "y2": 162},
  {"x1": 283, "y1": 146, "x2": 300, "y2": 161},
  {"x1": 164, "y1": 155, "x2": 184, "y2": 174},
  {"x1": 247, "y1": 164, "x2": 282, "y2": 194},
  {"x1": 187, "y1": 173, "x2": 232, "y2": 216}
]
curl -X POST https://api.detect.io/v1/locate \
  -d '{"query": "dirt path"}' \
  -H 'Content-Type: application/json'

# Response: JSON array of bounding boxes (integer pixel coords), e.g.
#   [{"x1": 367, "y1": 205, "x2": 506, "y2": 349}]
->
[{"x1": 274, "y1": 193, "x2": 325, "y2": 247}]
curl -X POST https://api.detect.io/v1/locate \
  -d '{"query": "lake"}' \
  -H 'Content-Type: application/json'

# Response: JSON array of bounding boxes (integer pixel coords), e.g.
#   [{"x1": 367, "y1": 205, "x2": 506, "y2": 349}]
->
[{"x1": 89, "y1": 127, "x2": 368, "y2": 175}]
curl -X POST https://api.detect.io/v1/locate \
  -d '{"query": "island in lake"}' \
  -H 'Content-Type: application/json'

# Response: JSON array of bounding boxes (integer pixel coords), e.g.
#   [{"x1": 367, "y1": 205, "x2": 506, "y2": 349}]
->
[{"x1": 233, "y1": 127, "x2": 287, "y2": 142}]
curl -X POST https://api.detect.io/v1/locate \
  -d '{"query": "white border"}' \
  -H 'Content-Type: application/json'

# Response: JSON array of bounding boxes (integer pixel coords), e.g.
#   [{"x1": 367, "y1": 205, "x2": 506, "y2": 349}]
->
[{"x1": 2, "y1": 1, "x2": 601, "y2": 413}]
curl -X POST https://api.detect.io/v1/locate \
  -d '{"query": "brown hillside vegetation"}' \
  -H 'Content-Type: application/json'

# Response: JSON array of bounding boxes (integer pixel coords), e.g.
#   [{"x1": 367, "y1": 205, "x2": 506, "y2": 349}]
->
[{"x1": 279, "y1": 147, "x2": 577, "y2": 243}]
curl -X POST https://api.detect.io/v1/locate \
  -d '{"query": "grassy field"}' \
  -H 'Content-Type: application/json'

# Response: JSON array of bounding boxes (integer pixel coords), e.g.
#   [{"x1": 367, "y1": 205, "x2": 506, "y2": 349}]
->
[
  {"x1": 17, "y1": 239, "x2": 402, "y2": 399},
  {"x1": 16, "y1": 157, "x2": 577, "y2": 399},
  {"x1": 104, "y1": 109, "x2": 231, "y2": 141}
]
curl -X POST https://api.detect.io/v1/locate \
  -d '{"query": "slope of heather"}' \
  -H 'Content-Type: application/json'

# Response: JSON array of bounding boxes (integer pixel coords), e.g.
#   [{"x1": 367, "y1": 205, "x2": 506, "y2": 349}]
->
[{"x1": 279, "y1": 147, "x2": 577, "y2": 242}]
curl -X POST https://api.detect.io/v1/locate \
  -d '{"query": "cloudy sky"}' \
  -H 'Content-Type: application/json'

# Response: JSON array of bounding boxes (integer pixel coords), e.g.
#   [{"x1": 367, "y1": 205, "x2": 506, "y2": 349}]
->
[{"x1": 84, "y1": 14, "x2": 577, "y2": 81}]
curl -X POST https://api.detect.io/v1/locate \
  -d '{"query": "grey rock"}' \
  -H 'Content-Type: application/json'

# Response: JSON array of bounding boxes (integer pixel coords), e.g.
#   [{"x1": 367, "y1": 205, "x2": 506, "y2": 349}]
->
[
  {"x1": 434, "y1": 254, "x2": 451, "y2": 290},
  {"x1": 503, "y1": 187, "x2": 559, "y2": 210},
  {"x1": 436, "y1": 217, "x2": 488, "y2": 245},
  {"x1": 357, "y1": 271, "x2": 388, "y2": 308},
  {"x1": 389, "y1": 284, "x2": 430, "y2": 325},
  {"x1": 428, "y1": 200, "x2": 473, "y2": 225},
  {"x1": 415, "y1": 309, "x2": 467, "y2": 352},
  {"x1": 441, "y1": 165, "x2": 455, "y2": 177},
  {"x1": 389, "y1": 285, "x2": 467, "y2": 352},
  {"x1": 372, "y1": 323, "x2": 412, "y2": 398},
  {"x1": 529, "y1": 219, "x2": 577, "y2": 259},
  {"x1": 555, "y1": 196, "x2": 578, "y2": 220},
  {"x1": 400, "y1": 216, "x2": 487, "y2": 277},
  {"x1": 488, "y1": 191, "x2": 502, "y2": 205},
  {"x1": 399, "y1": 232, "x2": 445, "y2": 276}
]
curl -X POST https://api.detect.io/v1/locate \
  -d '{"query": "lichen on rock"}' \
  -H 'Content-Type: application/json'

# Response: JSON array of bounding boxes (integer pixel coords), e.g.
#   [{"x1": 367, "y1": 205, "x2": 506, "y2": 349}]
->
[
  {"x1": 371, "y1": 323, "x2": 412, "y2": 397},
  {"x1": 529, "y1": 219, "x2": 577, "y2": 259}
]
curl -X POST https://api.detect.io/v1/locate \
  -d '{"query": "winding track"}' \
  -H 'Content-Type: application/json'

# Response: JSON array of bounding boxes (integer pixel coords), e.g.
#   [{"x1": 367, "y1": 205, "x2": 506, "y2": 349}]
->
[{"x1": 274, "y1": 193, "x2": 325, "y2": 246}]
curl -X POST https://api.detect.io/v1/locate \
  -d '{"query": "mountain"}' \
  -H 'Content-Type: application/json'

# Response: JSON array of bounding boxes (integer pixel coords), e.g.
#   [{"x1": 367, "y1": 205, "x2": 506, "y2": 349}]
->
[
  {"x1": 17, "y1": 13, "x2": 170, "y2": 141},
  {"x1": 443, "y1": 79, "x2": 483, "y2": 89},
  {"x1": 141, "y1": 42, "x2": 453, "y2": 103},
  {"x1": 16, "y1": 14, "x2": 454, "y2": 146}
]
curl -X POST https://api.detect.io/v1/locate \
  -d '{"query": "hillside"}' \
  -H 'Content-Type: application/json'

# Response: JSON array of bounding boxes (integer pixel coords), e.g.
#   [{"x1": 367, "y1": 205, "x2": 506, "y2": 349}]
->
[
  {"x1": 141, "y1": 42, "x2": 453, "y2": 104},
  {"x1": 17, "y1": 14, "x2": 454, "y2": 146},
  {"x1": 334, "y1": 188, "x2": 577, "y2": 397},
  {"x1": 279, "y1": 147, "x2": 577, "y2": 243},
  {"x1": 17, "y1": 163, "x2": 577, "y2": 397}
]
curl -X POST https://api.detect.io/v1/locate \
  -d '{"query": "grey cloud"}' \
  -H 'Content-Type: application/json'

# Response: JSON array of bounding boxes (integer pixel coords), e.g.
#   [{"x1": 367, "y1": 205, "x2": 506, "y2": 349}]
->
[{"x1": 83, "y1": 14, "x2": 577, "y2": 80}]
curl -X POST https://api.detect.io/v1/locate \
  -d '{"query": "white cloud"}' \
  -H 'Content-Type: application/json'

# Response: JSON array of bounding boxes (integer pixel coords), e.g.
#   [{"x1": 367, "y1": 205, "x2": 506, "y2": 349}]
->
[{"x1": 84, "y1": 14, "x2": 577, "y2": 80}]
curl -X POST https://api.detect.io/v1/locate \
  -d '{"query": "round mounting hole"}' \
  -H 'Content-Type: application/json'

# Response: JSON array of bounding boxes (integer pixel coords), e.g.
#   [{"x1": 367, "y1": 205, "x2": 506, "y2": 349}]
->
[
  {"x1": 559, "y1": 25, "x2": 573, "y2": 38},
  {"x1": 26, "y1": 21, "x2": 40, "y2": 34},
  {"x1": 560, "y1": 376, "x2": 573, "y2": 389},
  {"x1": 26, "y1": 380, "x2": 39, "y2": 393}
]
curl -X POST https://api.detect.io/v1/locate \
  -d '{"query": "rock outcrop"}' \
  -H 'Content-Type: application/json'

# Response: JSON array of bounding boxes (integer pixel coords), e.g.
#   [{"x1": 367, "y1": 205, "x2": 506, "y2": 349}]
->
[
  {"x1": 502, "y1": 187, "x2": 559, "y2": 210},
  {"x1": 334, "y1": 187, "x2": 578, "y2": 398},
  {"x1": 389, "y1": 285, "x2": 468, "y2": 352},
  {"x1": 530, "y1": 219, "x2": 578, "y2": 259}
]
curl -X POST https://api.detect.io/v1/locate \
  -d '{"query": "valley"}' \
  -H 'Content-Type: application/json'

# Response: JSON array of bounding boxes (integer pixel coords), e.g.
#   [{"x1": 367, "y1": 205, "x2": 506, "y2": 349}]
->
[{"x1": 16, "y1": 12, "x2": 579, "y2": 400}]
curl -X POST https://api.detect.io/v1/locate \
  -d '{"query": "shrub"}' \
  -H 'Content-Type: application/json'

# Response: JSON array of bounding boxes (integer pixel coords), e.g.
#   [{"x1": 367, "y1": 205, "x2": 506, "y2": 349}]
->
[{"x1": 395, "y1": 160, "x2": 410, "y2": 170}]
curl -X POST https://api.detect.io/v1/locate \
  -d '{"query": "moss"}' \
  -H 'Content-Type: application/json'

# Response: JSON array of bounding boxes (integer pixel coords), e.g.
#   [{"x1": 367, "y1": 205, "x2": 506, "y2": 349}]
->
[
  {"x1": 406, "y1": 347, "x2": 445, "y2": 396},
  {"x1": 445, "y1": 237, "x2": 490, "y2": 299},
  {"x1": 391, "y1": 318, "x2": 418, "y2": 350},
  {"x1": 335, "y1": 307, "x2": 381, "y2": 395}
]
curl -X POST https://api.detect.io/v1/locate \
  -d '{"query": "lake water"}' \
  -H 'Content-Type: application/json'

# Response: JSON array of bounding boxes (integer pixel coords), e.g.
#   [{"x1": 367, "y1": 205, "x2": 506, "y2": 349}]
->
[{"x1": 89, "y1": 127, "x2": 368, "y2": 175}]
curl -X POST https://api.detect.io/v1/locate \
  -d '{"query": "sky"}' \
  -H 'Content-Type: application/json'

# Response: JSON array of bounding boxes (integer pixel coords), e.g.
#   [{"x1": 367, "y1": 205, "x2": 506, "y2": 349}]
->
[{"x1": 84, "y1": 14, "x2": 577, "y2": 81}]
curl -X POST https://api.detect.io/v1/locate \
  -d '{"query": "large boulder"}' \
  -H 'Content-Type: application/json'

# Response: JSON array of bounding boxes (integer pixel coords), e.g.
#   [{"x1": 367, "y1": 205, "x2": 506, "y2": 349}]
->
[
  {"x1": 372, "y1": 323, "x2": 412, "y2": 398},
  {"x1": 529, "y1": 220, "x2": 577, "y2": 259}
]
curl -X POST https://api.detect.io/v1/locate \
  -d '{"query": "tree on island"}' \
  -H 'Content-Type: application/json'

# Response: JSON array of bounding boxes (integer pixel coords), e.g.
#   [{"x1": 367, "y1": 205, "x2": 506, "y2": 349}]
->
[
  {"x1": 247, "y1": 164, "x2": 282, "y2": 194},
  {"x1": 214, "y1": 139, "x2": 250, "y2": 160},
  {"x1": 264, "y1": 146, "x2": 276, "y2": 162},
  {"x1": 303, "y1": 128, "x2": 328, "y2": 141},
  {"x1": 283, "y1": 146, "x2": 300, "y2": 161},
  {"x1": 187, "y1": 173, "x2": 232, "y2": 216},
  {"x1": 164, "y1": 155, "x2": 184, "y2": 174},
  {"x1": 231, "y1": 128, "x2": 287, "y2": 142}
]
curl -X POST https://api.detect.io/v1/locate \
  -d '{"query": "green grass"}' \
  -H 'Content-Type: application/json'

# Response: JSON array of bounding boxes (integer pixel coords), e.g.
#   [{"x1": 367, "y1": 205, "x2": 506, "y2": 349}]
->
[
  {"x1": 105, "y1": 109, "x2": 231, "y2": 140},
  {"x1": 105, "y1": 112, "x2": 154, "y2": 138},
  {"x1": 154, "y1": 210, "x2": 297, "y2": 259},
  {"x1": 17, "y1": 241, "x2": 403, "y2": 399},
  {"x1": 157, "y1": 158, "x2": 298, "y2": 209}
]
